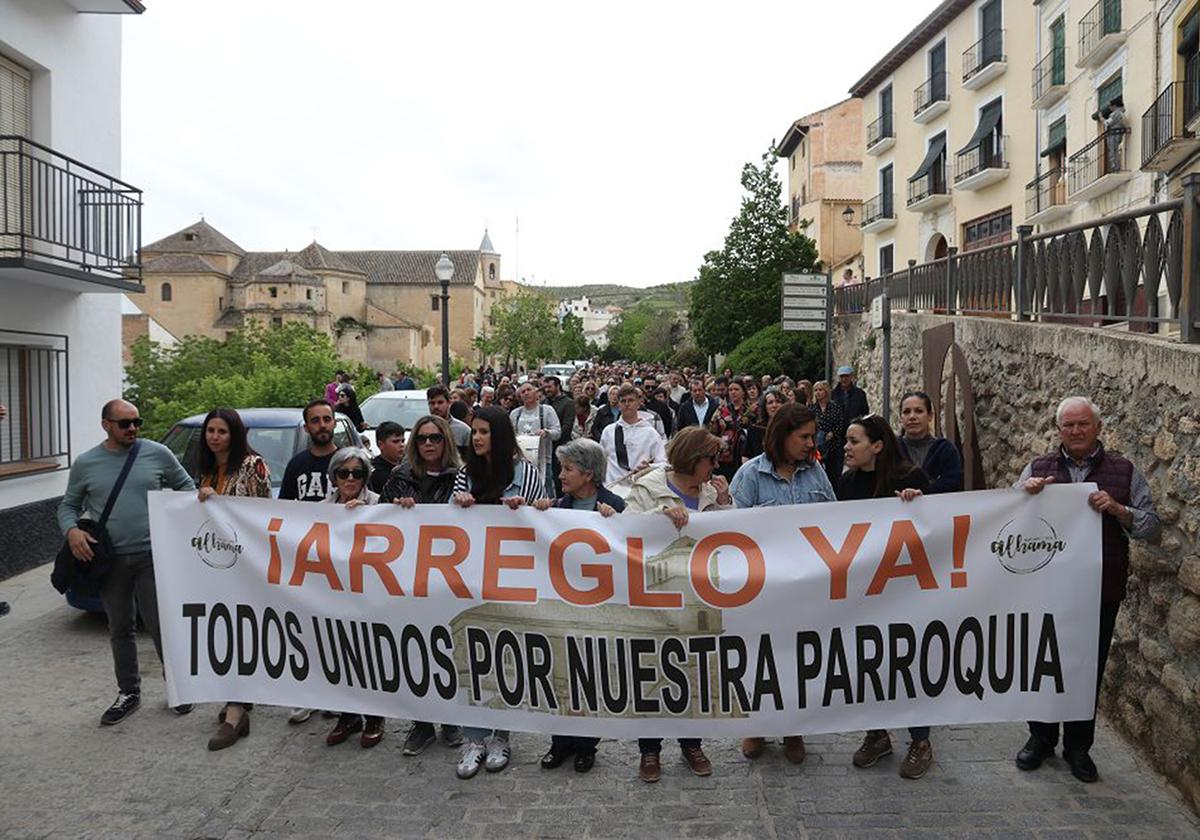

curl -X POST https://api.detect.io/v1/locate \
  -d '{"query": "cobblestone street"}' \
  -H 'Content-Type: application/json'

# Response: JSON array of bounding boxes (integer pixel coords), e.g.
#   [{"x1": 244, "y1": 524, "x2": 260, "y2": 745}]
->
[{"x1": 1, "y1": 566, "x2": 1197, "y2": 840}]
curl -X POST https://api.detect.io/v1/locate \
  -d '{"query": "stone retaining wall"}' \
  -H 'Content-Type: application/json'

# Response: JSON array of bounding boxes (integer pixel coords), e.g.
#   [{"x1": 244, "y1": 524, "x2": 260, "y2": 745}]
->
[{"x1": 832, "y1": 311, "x2": 1200, "y2": 812}]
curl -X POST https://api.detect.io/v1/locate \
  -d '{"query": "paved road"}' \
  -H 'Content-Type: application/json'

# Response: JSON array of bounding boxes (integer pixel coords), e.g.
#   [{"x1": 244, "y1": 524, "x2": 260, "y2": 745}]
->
[{"x1": 1, "y1": 565, "x2": 1198, "y2": 840}]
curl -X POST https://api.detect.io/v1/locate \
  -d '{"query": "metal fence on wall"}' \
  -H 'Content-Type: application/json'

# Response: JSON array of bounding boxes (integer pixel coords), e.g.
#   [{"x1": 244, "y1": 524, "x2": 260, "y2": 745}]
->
[{"x1": 834, "y1": 177, "x2": 1200, "y2": 343}]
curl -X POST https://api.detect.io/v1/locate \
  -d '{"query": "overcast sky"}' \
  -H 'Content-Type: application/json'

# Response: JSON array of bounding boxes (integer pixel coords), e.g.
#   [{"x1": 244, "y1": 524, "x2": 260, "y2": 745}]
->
[{"x1": 123, "y1": 1, "x2": 930, "y2": 288}]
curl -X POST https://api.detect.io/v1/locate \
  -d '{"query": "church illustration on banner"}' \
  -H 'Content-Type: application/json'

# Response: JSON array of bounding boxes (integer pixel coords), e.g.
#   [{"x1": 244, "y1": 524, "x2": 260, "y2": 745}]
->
[{"x1": 448, "y1": 534, "x2": 738, "y2": 720}]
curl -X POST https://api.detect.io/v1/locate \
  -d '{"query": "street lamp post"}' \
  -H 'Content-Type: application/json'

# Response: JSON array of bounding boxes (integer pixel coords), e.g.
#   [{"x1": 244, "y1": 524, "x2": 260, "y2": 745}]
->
[{"x1": 434, "y1": 252, "x2": 454, "y2": 385}]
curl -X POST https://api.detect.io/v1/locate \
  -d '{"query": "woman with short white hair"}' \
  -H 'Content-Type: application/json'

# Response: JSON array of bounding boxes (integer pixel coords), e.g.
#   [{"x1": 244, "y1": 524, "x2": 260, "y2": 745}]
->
[{"x1": 321, "y1": 448, "x2": 384, "y2": 749}]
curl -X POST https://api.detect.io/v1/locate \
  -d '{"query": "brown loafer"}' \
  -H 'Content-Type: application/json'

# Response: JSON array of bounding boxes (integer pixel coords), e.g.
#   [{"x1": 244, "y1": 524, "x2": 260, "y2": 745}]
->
[
  {"x1": 326, "y1": 714, "x2": 363, "y2": 746},
  {"x1": 682, "y1": 745, "x2": 712, "y2": 776},
  {"x1": 741, "y1": 737, "x2": 766, "y2": 759},
  {"x1": 783, "y1": 735, "x2": 806, "y2": 764},
  {"x1": 638, "y1": 752, "x2": 661, "y2": 783},
  {"x1": 360, "y1": 718, "x2": 384, "y2": 749},
  {"x1": 207, "y1": 713, "x2": 249, "y2": 751}
]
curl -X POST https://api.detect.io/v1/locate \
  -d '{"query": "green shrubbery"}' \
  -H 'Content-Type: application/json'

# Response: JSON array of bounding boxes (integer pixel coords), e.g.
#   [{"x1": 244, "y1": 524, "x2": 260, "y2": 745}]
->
[
  {"x1": 723, "y1": 324, "x2": 825, "y2": 382},
  {"x1": 124, "y1": 322, "x2": 377, "y2": 439}
]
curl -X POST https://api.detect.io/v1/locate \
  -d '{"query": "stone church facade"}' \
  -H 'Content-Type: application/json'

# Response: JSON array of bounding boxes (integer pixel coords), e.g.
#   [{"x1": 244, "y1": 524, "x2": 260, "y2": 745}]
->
[{"x1": 127, "y1": 220, "x2": 510, "y2": 372}]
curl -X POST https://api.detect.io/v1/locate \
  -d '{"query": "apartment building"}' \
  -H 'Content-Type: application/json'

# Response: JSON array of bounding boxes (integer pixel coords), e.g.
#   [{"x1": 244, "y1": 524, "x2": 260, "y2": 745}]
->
[
  {"x1": 1142, "y1": 0, "x2": 1200, "y2": 197},
  {"x1": 1025, "y1": 0, "x2": 1162, "y2": 232},
  {"x1": 851, "y1": 0, "x2": 1038, "y2": 280},
  {"x1": 776, "y1": 98, "x2": 864, "y2": 283},
  {"x1": 0, "y1": 0, "x2": 144, "y2": 574}
]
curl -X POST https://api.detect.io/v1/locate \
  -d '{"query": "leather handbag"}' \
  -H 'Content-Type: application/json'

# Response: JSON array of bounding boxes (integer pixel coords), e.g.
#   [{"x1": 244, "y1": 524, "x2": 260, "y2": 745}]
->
[{"x1": 50, "y1": 440, "x2": 142, "y2": 595}]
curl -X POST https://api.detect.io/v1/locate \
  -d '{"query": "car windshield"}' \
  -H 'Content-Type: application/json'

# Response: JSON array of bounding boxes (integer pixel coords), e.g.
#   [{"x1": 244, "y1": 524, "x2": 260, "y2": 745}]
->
[
  {"x1": 360, "y1": 396, "x2": 430, "y2": 431},
  {"x1": 248, "y1": 427, "x2": 299, "y2": 488}
]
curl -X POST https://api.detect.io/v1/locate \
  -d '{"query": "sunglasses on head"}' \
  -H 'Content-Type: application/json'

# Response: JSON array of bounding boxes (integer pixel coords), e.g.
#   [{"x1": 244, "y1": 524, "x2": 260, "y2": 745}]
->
[
  {"x1": 334, "y1": 468, "x2": 366, "y2": 481},
  {"x1": 415, "y1": 432, "x2": 444, "y2": 445},
  {"x1": 111, "y1": 417, "x2": 143, "y2": 429}
]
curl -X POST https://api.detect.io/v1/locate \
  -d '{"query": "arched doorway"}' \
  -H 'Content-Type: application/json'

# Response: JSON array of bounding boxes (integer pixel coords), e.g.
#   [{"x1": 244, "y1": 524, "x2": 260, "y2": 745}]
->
[{"x1": 925, "y1": 233, "x2": 949, "y2": 262}]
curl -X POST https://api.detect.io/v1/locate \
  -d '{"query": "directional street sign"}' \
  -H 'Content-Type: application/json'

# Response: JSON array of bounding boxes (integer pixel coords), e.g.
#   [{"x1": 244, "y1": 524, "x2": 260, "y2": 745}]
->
[{"x1": 781, "y1": 273, "x2": 829, "y2": 333}]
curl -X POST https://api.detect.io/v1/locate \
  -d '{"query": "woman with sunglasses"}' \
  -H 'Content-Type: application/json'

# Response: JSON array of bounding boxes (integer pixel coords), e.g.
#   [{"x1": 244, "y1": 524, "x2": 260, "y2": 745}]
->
[
  {"x1": 531, "y1": 437, "x2": 624, "y2": 774},
  {"x1": 379, "y1": 415, "x2": 466, "y2": 756},
  {"x1": 196, "y1": 407, "x2": 271, "y2": 751},
  {"x1": 450, "y1": 406, "x2": 548, "y2": 779},
  {"x1": 624, "y1": 426, "x2": 732, "y2": 783},
  {"x1": 838, "y1": 414, "x2": 934, "y2": 780},
  {"x1": 321, "y1": 447, "x2": 385, "y2": 749}
]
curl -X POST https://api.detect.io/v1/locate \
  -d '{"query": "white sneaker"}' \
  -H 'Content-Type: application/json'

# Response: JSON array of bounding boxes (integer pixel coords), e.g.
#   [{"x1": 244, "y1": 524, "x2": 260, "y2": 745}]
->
[
  {"x1": 484, "y1": 735, "x2": 511, "y2": 772},
  {"x1": 288, "y1": 707, "x2": 313, "y2": 724},
  {"x1": 457, "y1": 740, "x2": 486, "y2": 779}
]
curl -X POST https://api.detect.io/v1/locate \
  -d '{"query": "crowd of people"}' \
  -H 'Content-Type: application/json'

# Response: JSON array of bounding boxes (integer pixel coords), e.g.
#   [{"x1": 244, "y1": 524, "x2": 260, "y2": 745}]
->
[{"x1": 54, "y1": 358, "x2": 1160, "y2": 787}]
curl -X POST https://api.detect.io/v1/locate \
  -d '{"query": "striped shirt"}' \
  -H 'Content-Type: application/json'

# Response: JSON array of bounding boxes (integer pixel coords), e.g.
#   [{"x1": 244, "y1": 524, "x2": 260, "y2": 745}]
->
[{"x1": 452, "y1": 458, "x2": 547, "y2": 505}]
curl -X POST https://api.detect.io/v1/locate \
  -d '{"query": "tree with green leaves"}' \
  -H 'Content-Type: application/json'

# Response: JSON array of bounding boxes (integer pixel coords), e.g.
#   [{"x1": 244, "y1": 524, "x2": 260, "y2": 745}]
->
[
  {"x1": 124, "y1": 322, "x2": 377, "y2": 439},
  {"x1": 474, "y1": 288, "x2": 560, "y2": 365},
  {"x1": 556, "y1": 312, "x2": 589, "y2": 361},
  {"x1": 689, "y1": 146, "x2": 820, "y2": 355}
]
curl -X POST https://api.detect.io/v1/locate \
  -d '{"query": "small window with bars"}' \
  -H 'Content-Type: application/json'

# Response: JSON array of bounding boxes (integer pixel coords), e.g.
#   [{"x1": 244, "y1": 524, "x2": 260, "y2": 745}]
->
[{"x1": 0, "y1": 330, "x2": 69, "y2": 478}]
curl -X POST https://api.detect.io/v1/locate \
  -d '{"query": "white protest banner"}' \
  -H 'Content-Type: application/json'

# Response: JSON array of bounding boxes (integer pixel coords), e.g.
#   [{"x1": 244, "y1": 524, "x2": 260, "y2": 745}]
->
[{"x1": 150, "y1": 485, "x2": 1101, "y2": 738}]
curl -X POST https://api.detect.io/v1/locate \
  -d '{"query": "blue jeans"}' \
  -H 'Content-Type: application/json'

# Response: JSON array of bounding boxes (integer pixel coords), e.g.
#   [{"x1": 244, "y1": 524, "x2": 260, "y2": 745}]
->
[{"x1": 464, "y1": 727, "x2": 509, "y2": 743}]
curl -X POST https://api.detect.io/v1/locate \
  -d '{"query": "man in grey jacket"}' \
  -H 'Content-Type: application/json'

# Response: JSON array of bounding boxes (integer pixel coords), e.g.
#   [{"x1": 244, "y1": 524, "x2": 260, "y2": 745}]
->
[{"x1": 58, "y1": 399, "x2": 195, "y2": 726}]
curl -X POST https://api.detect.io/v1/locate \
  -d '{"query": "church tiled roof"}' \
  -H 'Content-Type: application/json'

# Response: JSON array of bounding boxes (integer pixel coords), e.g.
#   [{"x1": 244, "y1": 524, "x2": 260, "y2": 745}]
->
[
  {"x1": 338, "y1": 250, "x2": 481, "y2": 286},
  {"x1": 142, "y1": 253, "x2": 228, "y2": 275},
  {"x1": 143, "y1": 220, "x2": 245, "y2": 256}
]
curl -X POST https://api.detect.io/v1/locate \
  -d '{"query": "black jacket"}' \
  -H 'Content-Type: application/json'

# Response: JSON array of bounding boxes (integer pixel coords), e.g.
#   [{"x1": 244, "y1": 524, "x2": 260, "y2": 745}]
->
[
  {"x1": 547, "y1": 393, "x2": 576, "y2": 445},
  {"x1": 899, "y1": 436, "x2": 963, "y2": 494},
  {"x1": 645, "y1": 398, "x2": 675, "y2": 438},
  {"x1": 368, "y1": 455, "x2": 400, "y2": 495},
  {"x1": 379, "y1": 459, "x2": 457, "y2": 504},
  {"x1": 831, "y1": 384, "x2": 869, "y2": 422},
  {"x1": 675, "y1": 395, "x2": 721, "y2": 430},
  {"x1": 590, "y1": 404, "x2": 621, "y2": 442},
  {"x1": 554, "y1": 484, "x2": 627, "y2": 512}
]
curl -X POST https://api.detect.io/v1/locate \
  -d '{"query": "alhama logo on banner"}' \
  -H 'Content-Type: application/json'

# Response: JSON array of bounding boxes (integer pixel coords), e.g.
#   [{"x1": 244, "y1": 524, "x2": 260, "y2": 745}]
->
[
  {"x1": 991, "y1": 517, "x2": 1066, "y2": 575},
  {"x1": 192, "y1": 519, "x2": 243, "y2": 570}
]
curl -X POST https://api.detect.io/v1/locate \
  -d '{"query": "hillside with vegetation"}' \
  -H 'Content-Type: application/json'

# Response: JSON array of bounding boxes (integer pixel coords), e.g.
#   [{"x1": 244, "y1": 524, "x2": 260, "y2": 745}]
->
[{"x1": 539, "y1": 282, "x2": 692, "y2": 312}]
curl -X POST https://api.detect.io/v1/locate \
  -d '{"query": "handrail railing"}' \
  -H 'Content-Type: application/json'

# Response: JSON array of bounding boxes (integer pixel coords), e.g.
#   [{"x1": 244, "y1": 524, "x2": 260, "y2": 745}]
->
[
  {"x1": 955, "y1": 135, "x2": 1008, "y2": 183},
  {"x1": 833, "y1": 193, "x2": 1200, "y2": 343},
  {"x1": 914, "y1": 73, "x2": 949, "y2": 117},
  {"x1": 0, "y1": 135, "x2": 142, "y2": 282},
  {"x1": 963, "y1": 29, "x2": 1005, "y2": 82},
  {"x1": 1032, "y1": 47, "x2": 1067, "y2": 102},
  {"x1": 1079, "y1": 0, "x2": 1122, "y2": 61},
  {"x1": 861, "y1": 193, "x2": 895, "y2": 227},
  {"x1": 1068, "y1": 127, "x2": 1129, "y2": 195},
  {"x1": 866, "y1": 113, "x2": 894, "y2": 149},
  {"x1": 1026, "y1": 169, "x2": 1068, "y2": 218}
]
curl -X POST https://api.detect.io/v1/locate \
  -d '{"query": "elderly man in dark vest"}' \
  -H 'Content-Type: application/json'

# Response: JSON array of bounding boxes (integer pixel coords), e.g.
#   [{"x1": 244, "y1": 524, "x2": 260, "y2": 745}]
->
[{"x1": 1014, "y1": 396, "x2": 1160, "y2": 783}]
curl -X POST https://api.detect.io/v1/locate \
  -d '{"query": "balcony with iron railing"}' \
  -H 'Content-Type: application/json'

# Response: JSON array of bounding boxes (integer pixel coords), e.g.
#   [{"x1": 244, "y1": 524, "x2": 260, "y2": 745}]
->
[
  {"x1": 1077, "y1": 0, "x2": 1124, "y2": 69},
  {"x1": 907, "y1": 166, "x2": 950, "y2": 211},
  {"x1": 866, "y1": 113, "x2": 895, "y2": 155},
  {"x1": 913, "y1": 73, "x2": 950, "y2": 123},
  {"x1": 859, "y1": 192, "x2": 896, "y2": 234},
  {"x1": 1068, "y1": 126, "x2": 1131, "y2": 202},
  {"x1": 1025, "y1": 169, "x2": 1072, "y2": 225},
  {"x1": 954, "y1": 135, "x2": 1009, "y2": 190},
  {"x1": 1032, "y1": 48, "x2": 1068, "y2": 109},
  {"x1": 0, "y1": 136, "x2": 143, "y2": 292},
  {"x1": 1142, "y1": 79, "x2": 1200, "y2": 172},
  {"x1": 962, "y1": 30, "x2": 1006, "y2": 90}
]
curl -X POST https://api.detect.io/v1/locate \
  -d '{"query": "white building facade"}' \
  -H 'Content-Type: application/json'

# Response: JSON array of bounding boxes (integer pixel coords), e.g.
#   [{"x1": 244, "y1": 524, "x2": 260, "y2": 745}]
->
[
  {"x1": 558, "y1": 296, "x2": 615, "y2": 349},
  {"x1": 0, "y1": 0, "x2": 144, "y2": 577}
]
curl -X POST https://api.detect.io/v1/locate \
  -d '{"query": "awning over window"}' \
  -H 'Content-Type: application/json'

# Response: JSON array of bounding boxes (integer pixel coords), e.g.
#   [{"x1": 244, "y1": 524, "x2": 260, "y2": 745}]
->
[
  {"x1": 1041, "y1": 118, "x2": 1067, "y2": 157},
  {"x1": 958, "y1": 102, "x2": 1002, "y2": 154},
  {"x1": 910, "y1": 133, "x2": 946, "y2": 182}
]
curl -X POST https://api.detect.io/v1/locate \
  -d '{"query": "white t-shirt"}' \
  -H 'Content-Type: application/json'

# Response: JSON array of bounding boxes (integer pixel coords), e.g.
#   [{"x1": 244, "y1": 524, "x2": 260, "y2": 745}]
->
[{"x1": 601, "y1": 416, "x2": 667, "y2": 487}]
